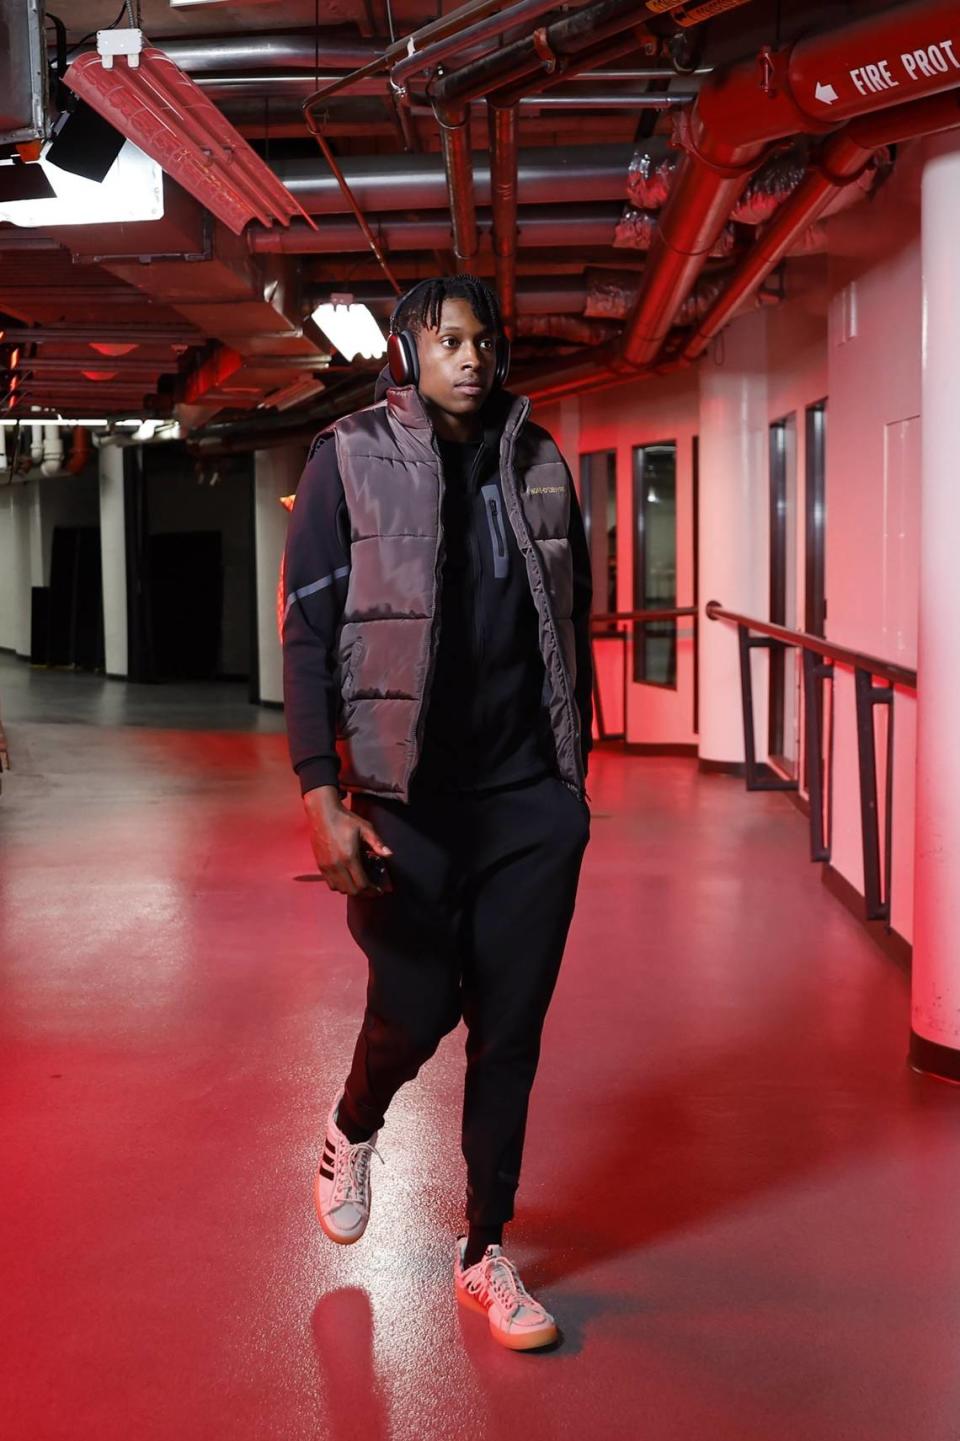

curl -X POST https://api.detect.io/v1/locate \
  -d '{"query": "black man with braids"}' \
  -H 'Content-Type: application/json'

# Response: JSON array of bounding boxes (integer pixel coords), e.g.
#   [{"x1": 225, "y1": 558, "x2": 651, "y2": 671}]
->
[{"x1": 282, "y1": 274, "x2": 593, "y2": 1351}]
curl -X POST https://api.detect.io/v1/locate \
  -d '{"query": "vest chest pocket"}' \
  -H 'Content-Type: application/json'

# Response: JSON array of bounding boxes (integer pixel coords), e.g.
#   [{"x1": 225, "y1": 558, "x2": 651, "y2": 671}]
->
[
  {"x1": 520, "y1": 477, "x2": 570, "y2": 541},
  {"x1": 480, "y1": 483, "x2": 510, "y2": 580}
]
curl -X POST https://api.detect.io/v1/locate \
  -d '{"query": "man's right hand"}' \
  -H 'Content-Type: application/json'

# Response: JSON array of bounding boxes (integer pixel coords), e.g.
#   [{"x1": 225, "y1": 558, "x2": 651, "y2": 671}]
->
[{"x1": 302, "y1": 785, "x2": 393, "y2": 897}]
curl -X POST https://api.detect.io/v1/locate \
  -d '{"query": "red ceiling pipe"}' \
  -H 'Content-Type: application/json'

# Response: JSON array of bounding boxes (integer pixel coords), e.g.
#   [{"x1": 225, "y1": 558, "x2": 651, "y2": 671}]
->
[
  {"x1": 66, "y1": 426, "x2": 93, "y2": 474},
  {"x1": 488, "y1": 24, "x2": 658, "y2": 107},
  {"x1": 523, "y1": 0, "x2": 960, "y2": 395},
  {"x1": 488, "y1": 103, "x2": 519, "y2": 333},
  {"x1": 391, "y1": 0, "x2": 571, "y2": 93},
  {"x1": 622, "y1": 0, "x2": 960, "y2": 367},
  {"x1": 683, "y1": 86, "x2": 960, "y2": 361},
  {"x1": 430, "y1": 0, "x2": 654, "y2": 264}
]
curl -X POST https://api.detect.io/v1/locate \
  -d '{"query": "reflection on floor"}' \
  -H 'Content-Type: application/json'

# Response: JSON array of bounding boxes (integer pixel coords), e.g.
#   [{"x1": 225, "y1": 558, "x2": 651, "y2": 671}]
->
[{"x1": 1, "y1": 654, "x2": 954, "y2": 1441}]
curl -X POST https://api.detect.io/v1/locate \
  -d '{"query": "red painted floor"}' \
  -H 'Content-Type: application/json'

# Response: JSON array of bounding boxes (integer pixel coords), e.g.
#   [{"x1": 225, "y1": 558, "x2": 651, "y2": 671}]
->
[{"x1": 2, "y1": 659, "x2": 958, "y2": 1441}]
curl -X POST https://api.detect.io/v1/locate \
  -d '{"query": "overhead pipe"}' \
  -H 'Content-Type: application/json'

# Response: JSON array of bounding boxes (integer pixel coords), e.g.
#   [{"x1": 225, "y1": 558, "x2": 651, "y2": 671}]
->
[
  {"x1": 302, "y1": 0, "x2": 525, "y2": 113},
  {"x1": 487, "y1": 24, "x2": 659, "y2": 108},
  {"x1": 488, "y1": 103, "x2": 518, "y2": 332},
  {"x1": 248, "y1": 204, "x2": 625, "y2": 254},
  {"x1": 0, "y1": 325, "x2": 199, "y2": 346},
  {"x1": 525, "y1": 0, "x2": 960, "y2": 399},
  {"x1": 202, "y1": 66, "x2": 701, "y2": 100},
  {"x1": 429, "y1": 0, "x2": 654, "y2": 267},
  {"x1": 40, "y1": 424, "x2": 64, "y2": 477},
  {"x1": 430, "y1": 0, "x2": 656, "y2": 115},
  {"x1": 390, "y1": 0, "x2": 575, "y2": 93},
  {"x1": 303, "y1": 124, "x2": 403, "y2": 293},
  {"x1": 317, "y1": 276, "x2": 589, "y2": 318},
  {"x1": 156, "y1": 33, "x2": 378, "y2": 72},
  {"x1": 273, "y1": 143, "x2": 635, "y2": 215},
  {"x1": 622, "y1": 0, "x2": 960, "y2": 368},
  {"x1": 683, "y1": 87, "x2": 960, "y2": 361},
  {"x1": 66, "y1": 426, "x2": 92, "y2": 475}
]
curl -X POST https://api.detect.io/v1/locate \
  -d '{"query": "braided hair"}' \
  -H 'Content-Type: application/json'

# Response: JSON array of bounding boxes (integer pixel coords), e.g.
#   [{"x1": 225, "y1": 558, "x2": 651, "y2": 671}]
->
[{"x1": 391, "y1": 274, "x2": 504, "y2": 339}]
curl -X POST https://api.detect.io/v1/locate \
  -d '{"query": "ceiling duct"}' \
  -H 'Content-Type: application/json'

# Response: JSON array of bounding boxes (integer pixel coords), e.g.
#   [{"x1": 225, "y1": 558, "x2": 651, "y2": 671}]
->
[{"x1": 62, "y1": 29, "x2": 317, "y2": 237}]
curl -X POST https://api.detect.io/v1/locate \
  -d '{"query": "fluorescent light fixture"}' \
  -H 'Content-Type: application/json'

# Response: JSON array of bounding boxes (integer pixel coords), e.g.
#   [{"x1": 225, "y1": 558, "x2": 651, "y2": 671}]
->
[
  {"x1": 0, "y1": 138, "x2": 163, "y2": 228},
  {"x1": 64, "y1": 32, "x2": 315, "y2": 237},
  {"x1": 310, "y1": 299, "x2": 386, "y2": 361}
]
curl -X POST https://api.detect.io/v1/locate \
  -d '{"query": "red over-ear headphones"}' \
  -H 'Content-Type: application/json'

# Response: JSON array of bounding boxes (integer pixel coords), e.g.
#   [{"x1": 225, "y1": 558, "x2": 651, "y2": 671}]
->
[{"x1": 386, "y1": 280, "x2": 511, "y2": 389}]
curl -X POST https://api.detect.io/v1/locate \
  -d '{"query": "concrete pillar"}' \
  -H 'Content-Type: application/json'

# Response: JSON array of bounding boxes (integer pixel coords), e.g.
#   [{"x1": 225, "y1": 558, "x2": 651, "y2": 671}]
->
[
  {"x1": 98, "y1": 443, "x2": 128, "y2": 678},
  {"x1": 910, "y1": 134, "x2": 960, "y2": 1080},
  {"x1": 0, "y1": 485, "x2": 14, "y2": 652},
  {"x1": 697, "y1": 309, "x2": 770, "y2": 766},
  {"x1": 254, "y1": 444, "x2": 305, "y2": 705}
]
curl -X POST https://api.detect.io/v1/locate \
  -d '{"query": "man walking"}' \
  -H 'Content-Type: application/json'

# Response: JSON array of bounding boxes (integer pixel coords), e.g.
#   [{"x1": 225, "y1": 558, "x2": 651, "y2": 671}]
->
[{"x1": 282, "y1": 275, "x2": 593, "y2": 1351}]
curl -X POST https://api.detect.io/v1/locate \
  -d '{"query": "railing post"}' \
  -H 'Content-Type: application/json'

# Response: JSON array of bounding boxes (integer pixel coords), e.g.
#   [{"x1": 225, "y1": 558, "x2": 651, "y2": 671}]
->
[
  {"x1": 802, "y1": 647, "x2": 833, "y2": 862},
  {"x1": 738, "y1": 623, "x2": 760, "y2": 787},
  {"x1": 738, "y1": 627, "x2": 797, "y2": 792},
  {"x1": 854, "y1": 666, "x2": 894, "y2": 922}
]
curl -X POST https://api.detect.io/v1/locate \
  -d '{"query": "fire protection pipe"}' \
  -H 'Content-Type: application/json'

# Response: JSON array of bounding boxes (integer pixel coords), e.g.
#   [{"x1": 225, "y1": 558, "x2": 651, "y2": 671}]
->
[
  {"x1": 622, "y1": 0, "x2": 960, "y2": 368},
  {"x1": 683, "y1": 86, "x2": 960, "y2": 360},
  {"x1": 522, "y1": 0, "x2": 960, "y2": 401}
]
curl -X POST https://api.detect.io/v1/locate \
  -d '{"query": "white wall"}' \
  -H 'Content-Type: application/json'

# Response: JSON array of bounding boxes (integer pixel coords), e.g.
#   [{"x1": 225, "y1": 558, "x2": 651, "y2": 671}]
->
[
  {"x1": 533, "y1": 140, "x2": 927, "y2": 941},
  {"x1": 99, "y1": 444, "x2": 128, "y2": 677},
  {"x1": 0, "y1": 481, "x2": 43, "y2": 658},
  {"x1": 823, "y1": 141, "x2": 924, "y2": 943}
]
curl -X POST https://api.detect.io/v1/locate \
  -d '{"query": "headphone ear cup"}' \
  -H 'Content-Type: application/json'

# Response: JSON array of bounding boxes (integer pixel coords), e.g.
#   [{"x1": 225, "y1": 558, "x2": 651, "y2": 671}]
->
[
  {"x1": 495, "y1": 336, "x2": 511, "y2": 388},
  {"x1": 387, "y1": 329, "x2": 419, "y2": 387}
]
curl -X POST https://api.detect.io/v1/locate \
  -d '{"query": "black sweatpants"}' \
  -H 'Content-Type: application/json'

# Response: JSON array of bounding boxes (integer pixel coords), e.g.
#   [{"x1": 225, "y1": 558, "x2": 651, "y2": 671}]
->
[{"x1": 339, "y1": 773, "x2": 590, "y2": 1226}]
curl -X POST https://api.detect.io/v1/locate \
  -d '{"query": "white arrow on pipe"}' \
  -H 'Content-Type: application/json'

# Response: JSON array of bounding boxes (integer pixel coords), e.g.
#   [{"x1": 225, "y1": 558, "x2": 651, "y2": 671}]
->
[{"x1": 815, "y1": 81, "x2": 839, "y2": 104}]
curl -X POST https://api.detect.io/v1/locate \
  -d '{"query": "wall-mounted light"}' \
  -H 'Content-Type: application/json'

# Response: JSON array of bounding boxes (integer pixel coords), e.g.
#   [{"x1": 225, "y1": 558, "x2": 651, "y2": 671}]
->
[{"x1": 310, "y1": 297, "x2": 386, "y2": 361}]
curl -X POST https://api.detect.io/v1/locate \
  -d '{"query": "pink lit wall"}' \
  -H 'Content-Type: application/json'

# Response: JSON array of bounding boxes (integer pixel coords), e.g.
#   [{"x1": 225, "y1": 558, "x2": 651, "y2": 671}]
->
[
  {"x1": 534, "y1": 137, "x2": 927, "y2": 944},
  {"x1": 538, "y1": 368, "x2": 700, "y2": 748},
  {"x1": 823, "y1": 142, "x2": 923, "y2": 944}
]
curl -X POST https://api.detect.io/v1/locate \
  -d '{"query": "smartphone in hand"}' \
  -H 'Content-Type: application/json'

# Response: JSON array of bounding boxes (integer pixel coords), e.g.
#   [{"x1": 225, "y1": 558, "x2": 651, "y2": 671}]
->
[{"x1": 361, "y1": 844, "x2": 393, "y2": 893}]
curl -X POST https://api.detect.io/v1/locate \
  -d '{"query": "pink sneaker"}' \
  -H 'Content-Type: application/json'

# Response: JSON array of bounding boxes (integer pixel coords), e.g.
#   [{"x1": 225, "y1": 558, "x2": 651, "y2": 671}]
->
[{"x1": 454, "y1": 1237, "x2": 558, "y2": 1351}]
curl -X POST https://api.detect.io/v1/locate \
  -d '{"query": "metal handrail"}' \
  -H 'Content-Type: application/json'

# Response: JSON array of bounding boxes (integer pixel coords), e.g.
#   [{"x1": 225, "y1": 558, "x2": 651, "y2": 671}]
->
[
  {"x1": 705, "y1": 602, "x2": 917, "y2": 690},
  {"x1": 707, "y1": 600, "x2": 915, "y2": 926}
]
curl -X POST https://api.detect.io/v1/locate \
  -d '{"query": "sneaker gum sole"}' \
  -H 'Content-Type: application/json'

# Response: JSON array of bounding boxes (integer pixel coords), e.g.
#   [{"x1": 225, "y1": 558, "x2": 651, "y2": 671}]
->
[
  {"x1": 312, "y1": 1170, "x2": 367, "y2": 1246},
  {"x1": 456, "y1": 1283, "x2": 559, "y2": 1351}
]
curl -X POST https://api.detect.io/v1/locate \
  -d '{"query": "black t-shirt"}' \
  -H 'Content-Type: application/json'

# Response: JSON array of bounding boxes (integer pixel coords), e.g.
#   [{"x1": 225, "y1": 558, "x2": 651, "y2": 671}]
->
[{"x1": 411, "y1": 434, "x2": 554, "y2": 795}]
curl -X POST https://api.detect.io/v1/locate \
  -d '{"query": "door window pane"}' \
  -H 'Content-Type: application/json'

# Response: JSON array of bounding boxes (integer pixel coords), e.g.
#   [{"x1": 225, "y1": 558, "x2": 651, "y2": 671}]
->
[{"x1": 632, "y1": 442, "x2": 677, "y2": 686}]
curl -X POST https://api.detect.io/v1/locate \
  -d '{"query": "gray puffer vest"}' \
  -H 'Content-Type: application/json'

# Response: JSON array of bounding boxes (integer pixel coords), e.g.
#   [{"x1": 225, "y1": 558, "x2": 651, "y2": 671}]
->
[{"x1": 328, "y1": 381, "x2": 584, "y2": 802}]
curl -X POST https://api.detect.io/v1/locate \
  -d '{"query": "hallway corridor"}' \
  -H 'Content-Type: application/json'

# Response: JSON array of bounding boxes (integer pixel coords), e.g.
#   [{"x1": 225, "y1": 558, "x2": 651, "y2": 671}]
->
[{"x1": 1, "y1": 655, "x2": 957, "y2": 1441}]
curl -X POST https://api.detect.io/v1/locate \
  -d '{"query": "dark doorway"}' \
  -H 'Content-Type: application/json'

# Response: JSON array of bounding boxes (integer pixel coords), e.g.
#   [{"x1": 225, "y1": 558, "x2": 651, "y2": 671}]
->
[
  {"x1": 768, "y1": 414, "x2": 799, "y2": 778},
  {"x1": 149, "y1": 532, "x2": 223, "y2": 680},
  {"x1": 803, "y1": 400, "x2": 828, "y2": 797},
  {"x1": 33, "y1": 526, "x2": 105, "y2": 670},
  {"x1": 805, "y1": 400, "x2": 827, "y2": 637}
]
